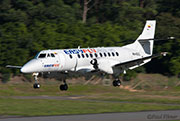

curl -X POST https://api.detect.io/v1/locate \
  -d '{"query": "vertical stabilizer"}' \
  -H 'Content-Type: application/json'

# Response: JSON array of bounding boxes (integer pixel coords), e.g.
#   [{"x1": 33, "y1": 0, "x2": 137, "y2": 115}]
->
[
  {"x1": 136, "y1": 20, "x2": 156, "y2": 40},
  {"x1": 135, "y1": 20, "x2": 156, "y2": 56},
  {"x1": 126, "y1": 20, "x2": 156, "y2": 57}
]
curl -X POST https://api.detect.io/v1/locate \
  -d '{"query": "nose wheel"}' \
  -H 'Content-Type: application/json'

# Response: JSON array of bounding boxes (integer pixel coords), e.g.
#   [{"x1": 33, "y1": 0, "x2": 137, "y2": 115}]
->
[
  {"x1": 60, "y1": 79, "x2": 68, "y2": 91},
  {"x1": 113, "y1": 79, "x2": 121, "y2": 87},
  {"x1": 33, "y1": 83, "x2": 40, "y2": 89}
]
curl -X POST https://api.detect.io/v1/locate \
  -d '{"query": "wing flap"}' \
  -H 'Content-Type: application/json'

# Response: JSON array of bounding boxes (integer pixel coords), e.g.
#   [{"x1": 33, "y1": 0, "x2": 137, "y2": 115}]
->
[{"x1": 113, "y1": 52, "x2": 167, "y2": 69}]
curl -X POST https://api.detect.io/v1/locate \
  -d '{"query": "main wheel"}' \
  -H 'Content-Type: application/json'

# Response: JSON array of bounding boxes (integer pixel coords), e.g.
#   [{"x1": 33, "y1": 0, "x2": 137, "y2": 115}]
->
[
  {"x1": 116, "y1": 80, "x2": 121, "y2": 86},
  {"x1": 112, "y1": 80, "x2": 121, "y2": 87},
  {"x1": 113, "y1": 80, "x2": 117, "y2": 87},
  {"x1": 33, "y1": 83, "x2": 40, "y2": 89},
  {"x1": 60, "y1": 84, "x2": 68, "y2": 91}
]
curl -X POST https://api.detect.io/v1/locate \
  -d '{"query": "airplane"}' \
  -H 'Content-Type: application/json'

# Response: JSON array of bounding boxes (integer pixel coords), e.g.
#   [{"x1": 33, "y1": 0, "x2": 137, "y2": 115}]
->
[{"x1": 6, "y1": 20, "x2": 168, "y2": 91}]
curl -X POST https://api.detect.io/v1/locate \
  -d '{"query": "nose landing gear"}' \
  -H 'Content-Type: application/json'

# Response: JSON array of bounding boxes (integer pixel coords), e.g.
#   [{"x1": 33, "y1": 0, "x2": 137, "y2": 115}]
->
[
  {"x1": 32, "y1": 73, "x2": 69, "y2": 91},
  {"x1": 59, "y1": 79, "x2": 68, "y2": 91},
  {"x1": 33, "y1": 73, "x2": 40, "y2": 89}
]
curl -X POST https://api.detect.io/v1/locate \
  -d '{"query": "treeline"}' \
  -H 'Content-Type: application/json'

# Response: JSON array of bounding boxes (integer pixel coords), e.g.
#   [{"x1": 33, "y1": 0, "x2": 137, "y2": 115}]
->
[{"x1": 0, "y1": 0, "x2": 180, "y2": 78}]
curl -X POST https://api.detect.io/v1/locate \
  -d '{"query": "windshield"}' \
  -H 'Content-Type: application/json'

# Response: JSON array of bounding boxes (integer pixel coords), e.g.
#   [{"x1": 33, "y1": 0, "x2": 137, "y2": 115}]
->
[
  {"x1": 38, "y1": 53, "x2": 46, "y2": 58},
  {"x1": 34, "y1": 52, "x2": 56, "y2": 59}
]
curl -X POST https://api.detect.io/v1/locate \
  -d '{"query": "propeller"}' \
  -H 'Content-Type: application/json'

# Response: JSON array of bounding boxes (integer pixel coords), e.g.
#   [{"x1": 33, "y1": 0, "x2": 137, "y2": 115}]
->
[{"x1": 90, "y1": 59, "x2": 98, "y2": 70}]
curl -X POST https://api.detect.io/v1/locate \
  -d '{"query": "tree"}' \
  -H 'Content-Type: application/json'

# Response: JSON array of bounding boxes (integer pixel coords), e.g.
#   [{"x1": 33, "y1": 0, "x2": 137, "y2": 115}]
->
[
  {"x1": 82, "y1": 0, "x2": 98, "y2": 23},
  {"x1": 139, "y1": 0, "x2": 145, "y2": 8}
]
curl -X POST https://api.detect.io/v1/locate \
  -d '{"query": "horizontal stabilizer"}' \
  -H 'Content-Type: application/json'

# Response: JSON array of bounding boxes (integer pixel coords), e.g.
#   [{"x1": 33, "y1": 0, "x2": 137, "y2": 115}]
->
[{"x1": 138, "y1": 37, "x2": 175, "y2": 42}]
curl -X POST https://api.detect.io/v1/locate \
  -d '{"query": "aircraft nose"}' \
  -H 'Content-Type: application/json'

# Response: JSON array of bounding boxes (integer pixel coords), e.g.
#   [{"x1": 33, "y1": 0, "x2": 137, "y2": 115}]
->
[
  {"x1": 20, "y1": 66, "x2": 28, "y2": 73},
  {"x1": 21, "y1": 59, "x2": 41, "y2": 73}
]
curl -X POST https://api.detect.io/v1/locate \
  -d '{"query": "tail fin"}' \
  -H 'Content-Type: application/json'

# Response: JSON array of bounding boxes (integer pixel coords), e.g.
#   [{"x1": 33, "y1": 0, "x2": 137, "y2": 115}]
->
[
  {"x1": 127, "y1": 20, "x2": 156, "y2": 56},
  {"x1": 136, "y1": 20, "x2": 156, "y2": 41}
]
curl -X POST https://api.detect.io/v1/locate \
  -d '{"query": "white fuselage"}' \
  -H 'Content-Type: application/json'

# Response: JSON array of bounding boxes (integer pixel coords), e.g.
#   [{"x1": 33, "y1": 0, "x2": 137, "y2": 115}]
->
[{"x1": 20, "y1": 46, "x2": 142, "y2": 75}]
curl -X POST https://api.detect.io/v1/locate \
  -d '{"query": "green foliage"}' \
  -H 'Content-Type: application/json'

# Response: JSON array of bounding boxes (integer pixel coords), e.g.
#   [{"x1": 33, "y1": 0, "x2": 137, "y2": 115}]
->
[
  {"x1": 2, "y1": 73, "x2": 11, "y2": 83},
  {"x1": 0, "y1": 0, "x2": 180, "y2": 77},
  {"x1": 123, "y1": 70, "x2": 137, "y2": 81},
  {"x1": 169, "y1": 57, "x2": 180, "y2": 75},
  {"x1": 23, "y1": 74, "x2": 32, "y2": 82}
]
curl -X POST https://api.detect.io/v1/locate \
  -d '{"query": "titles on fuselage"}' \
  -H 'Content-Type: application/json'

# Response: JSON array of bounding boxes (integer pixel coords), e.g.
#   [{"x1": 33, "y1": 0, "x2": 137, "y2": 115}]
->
[
  {"x1": 132, "y1": 52, "x2": 140, "y2": 56},
  {"x1": 44, "y1": 64, "x2": 59, "y2": 67},
  {"x1": 64, "y1": 49, "x2": 96, "y2": 55}
]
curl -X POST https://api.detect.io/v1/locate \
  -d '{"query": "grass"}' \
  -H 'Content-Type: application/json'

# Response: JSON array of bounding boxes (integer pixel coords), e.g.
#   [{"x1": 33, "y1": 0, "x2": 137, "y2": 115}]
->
[
  {"x1": 0, "y1": 83, "x2": 180, "y2": 104},
  {"x1": 0, "y1": 98, "x2": 180, "y2": 116},
  {"x1": 0, "y1": 76, "x2": 180, "y2": 116}
]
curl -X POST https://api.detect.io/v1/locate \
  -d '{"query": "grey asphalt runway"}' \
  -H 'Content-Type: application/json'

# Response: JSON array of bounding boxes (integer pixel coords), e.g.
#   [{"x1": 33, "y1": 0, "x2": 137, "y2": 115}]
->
[{"x1": 0, "y1": 110, "x2": 180, "y2": 121}]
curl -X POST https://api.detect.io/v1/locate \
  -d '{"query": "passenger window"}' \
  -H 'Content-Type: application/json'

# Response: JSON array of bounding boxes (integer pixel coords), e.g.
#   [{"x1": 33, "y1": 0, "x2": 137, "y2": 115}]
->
[
  {"x1": 116, "y1": 52, "x2": 119, "y2": 56},
  {"x1": 38, "y1": 53, "x2": 46, "y2": 58},
  {"x1": 77, "y1": 54, "x2": 80, "y2": 58},
  {"x1": 69, "y1": 55, "x2": 73, "y2": 59},
  {"x1": 99, "y1": 53, "x2": 103, "y2": 57},
  {"x1": 95, "y1": 53, "x2": 98, "y2": 57},
  {"x1": 86, "y1": 53, "x2": 89, "y2": 58},
  {"x1": 104, "y1": 53, "x2": 107, "y2": 57},
  {"x1": 90, "y1": 53, "x2": 93, "y2": 58},
  {"x1": 108, "y1": 52, "x2": 111, "y2": 57},
  {"x1": 51, "y1": 53, "x2": 55, "y2": 57},
  {"x1": 112, "y1": 52, "x2": 115, "y2": 56},
  {"x1": 82, "y1": 54, "x2": 85, "y2": 58}
]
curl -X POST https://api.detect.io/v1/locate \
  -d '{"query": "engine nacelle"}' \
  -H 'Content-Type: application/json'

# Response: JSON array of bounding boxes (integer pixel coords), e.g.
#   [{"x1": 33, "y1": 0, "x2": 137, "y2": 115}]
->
[
  {"x1": 90, "y1": 58, "x2": 119, "y2": 74},
  {"x1": 98, "y1": 59, "x2": 113, "y2": 74}
]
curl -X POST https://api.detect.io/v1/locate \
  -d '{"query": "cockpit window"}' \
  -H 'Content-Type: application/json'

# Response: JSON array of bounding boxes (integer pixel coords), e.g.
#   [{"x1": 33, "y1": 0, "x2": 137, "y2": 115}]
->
[
  {"x1": 47, "y1": 53, "x2": 51, "y2": 57},
  {"x1": 38, "y1": 53, "x2": 46, "y2": 58},
  {"x1": 51, "y1": 53, "x2": 55, "y2": 57}
]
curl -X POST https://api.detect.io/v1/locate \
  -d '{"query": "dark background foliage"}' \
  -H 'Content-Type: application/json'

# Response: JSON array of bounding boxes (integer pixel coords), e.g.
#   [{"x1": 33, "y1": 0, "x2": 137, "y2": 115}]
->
[{"x1": 0, "y1": 0, "x2": 180, "y2": 78}]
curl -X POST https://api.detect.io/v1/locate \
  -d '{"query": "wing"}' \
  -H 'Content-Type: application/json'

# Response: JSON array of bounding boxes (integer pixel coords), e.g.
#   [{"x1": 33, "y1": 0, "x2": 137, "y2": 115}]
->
[
  {"x1": 113, "y1": 52, "x2": 168, "y2": 70},
  {"x1": 6, "y1": 65, "x2": 22, "y2": 69},
  {"x1": 90, "y1": 52, "x2": 167, "y2": 74}
]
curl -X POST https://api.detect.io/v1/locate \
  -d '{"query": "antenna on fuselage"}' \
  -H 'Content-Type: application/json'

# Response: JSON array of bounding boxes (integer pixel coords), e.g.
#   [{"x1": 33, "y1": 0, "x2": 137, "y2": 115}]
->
[{"x1": 78, "y1": 46, "x2": 81, "y2": 49}]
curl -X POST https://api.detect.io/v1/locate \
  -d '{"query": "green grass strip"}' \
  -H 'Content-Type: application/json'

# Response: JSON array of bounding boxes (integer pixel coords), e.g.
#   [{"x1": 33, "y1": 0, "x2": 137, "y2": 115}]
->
[{"x1": 0, "y1": 98, "x2": 180, "y2": 116}]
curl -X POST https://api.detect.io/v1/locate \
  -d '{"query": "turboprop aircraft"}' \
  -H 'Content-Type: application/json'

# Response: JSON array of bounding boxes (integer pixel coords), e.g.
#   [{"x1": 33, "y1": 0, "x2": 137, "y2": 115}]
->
[{"x1": 6, "y1": 20, "x2": 168, "y2": 91}]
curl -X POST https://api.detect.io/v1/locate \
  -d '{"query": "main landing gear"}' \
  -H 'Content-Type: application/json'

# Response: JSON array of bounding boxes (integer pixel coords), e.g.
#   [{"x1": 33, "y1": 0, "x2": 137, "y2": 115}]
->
[
  {"x1": 32, "y1": 73, "x2": 68, "y2": 91},
  {"x1": 113, "y1": 79, "x2": 121, "y2": 87},
  {"x1": 33, "y1": 73, "x2": 40, "y2": 89},
  {"x1": 59, "y1": 79, "x2": 68, "y2": 91}
]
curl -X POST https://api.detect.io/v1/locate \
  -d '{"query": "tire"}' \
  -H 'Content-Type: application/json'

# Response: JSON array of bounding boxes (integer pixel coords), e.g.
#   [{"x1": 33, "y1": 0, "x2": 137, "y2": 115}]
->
[
  {"x1": 60, "y1": 84, "x2": 68, "y2": 91},
  {"x1": 33, "y1": 83, "x2": 40, "y2": 89},
  {"x1": 60, "y1": 85, "x2": 64, "y2": 91},
  {"x1": 113, "y1": 81, "x2": 117, "y2": 87},
  {"x1": 63, "y1": 84, "x2": 68, "y2": 91},
  {"x1": 117, "y1": 80, "x2": 121, "y2": 86},
  {"x1": 112, "y1": 80, "x2": 121, "y2": 87}
]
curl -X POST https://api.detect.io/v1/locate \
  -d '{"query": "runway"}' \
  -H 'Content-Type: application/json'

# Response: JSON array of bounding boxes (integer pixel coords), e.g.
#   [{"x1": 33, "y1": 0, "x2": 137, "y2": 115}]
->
[{"x1": 0, "y1": 110, "x2": 180, "y2": 121}]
